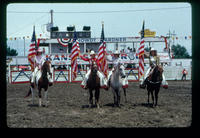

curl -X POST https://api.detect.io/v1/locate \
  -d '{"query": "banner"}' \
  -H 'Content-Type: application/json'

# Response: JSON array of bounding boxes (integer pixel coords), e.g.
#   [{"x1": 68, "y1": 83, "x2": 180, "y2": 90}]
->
[
  {"x1": 46, "y1": 52, "x2": 171, "y2": 66},
  {"x1": 57, "y1": 38, "x2": 73, "y2": 47}
]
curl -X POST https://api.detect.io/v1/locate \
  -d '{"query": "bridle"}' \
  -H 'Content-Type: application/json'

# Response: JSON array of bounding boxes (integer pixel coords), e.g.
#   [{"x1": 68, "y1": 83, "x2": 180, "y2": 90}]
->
[
  {"x1": 42, "y1": 61, "x2": 52, "y2": 77},
  {"x1": 147, "y1": 65, "x2": 163, "y2": 84}
]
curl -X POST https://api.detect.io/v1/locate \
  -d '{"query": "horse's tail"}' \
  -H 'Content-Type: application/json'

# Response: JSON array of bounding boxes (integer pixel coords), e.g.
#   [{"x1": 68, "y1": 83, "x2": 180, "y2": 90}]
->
[{"x1": 24, "y1": 87, "x2": 31, "y2": 98}]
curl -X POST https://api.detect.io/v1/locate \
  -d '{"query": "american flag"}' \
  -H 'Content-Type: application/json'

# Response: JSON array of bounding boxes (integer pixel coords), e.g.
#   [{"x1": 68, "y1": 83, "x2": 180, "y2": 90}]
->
[
  {"x1": 70, "y1": 31, "x2": 80, "y2": 81},
  {"x1": 97, "y1": 23, "x2": 108, "y2": 77},
  {"x1": 28, "y1": 26, "x2": 37, "y2": 72},
  {"x1": 138, "y1": 21, "x2": 145, "y2": 79}
]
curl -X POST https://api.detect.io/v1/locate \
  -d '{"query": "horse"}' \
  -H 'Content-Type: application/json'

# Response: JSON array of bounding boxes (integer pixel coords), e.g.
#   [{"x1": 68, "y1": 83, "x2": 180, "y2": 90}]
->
[
  {"x1": 146, "y1": 65, "x2": 163, "y2": 107},
  {"x1": 87, "y1": 61, "x2": 101, "y2": 108},
  {"x1": 110, "y1": 63, "x2": 127, "y2": 107},
  {"x1": 25, "y1": 60, "x2": 53, "y2": 107}
]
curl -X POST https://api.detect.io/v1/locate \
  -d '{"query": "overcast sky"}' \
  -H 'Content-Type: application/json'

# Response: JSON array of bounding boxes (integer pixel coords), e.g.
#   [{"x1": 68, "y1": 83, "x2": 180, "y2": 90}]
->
[{"x1": 6, "y1": 2, "x2": 192, "y2": 55}]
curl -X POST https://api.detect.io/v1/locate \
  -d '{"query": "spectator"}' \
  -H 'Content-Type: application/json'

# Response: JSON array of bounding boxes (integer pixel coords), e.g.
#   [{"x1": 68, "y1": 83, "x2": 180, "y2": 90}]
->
[{"x1": 181, "y1": 68, "x2": 188, "y2": 80}]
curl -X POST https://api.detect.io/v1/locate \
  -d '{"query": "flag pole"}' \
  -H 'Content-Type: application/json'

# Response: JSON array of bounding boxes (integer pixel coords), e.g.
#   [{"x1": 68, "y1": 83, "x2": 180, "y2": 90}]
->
[{"x1": 33, "y1": 25, "x2": 37, "y2": 51}]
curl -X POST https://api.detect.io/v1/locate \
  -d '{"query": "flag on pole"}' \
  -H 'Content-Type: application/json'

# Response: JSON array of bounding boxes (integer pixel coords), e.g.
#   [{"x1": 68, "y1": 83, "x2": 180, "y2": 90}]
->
[
  {"x1": 138, "y1": 21, "x2": 145, "y2": 79},
  {"x1": 70, "y1": 31, "x2": 80, "y2": 81},
  {"x1": 28, "y1": 26, "x2": 37, "y2": 72},
  {"x1": 28, "y1": 26, "x2": 40, "y2": 72},
  {"x1": 97, "y1": 22, "x2": 108, "y2": 77}
]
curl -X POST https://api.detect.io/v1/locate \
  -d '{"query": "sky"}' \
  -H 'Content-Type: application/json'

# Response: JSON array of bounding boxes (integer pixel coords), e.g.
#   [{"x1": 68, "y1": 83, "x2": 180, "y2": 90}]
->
[{"x1": 6, "y1": 2, "x2": 192, "y2": 56}]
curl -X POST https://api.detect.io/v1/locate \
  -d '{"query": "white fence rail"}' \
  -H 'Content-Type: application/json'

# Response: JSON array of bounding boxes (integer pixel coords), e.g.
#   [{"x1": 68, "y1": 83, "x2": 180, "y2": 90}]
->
[{"x1": 7, "y1": 65, "x2": 191, "y2": 84}]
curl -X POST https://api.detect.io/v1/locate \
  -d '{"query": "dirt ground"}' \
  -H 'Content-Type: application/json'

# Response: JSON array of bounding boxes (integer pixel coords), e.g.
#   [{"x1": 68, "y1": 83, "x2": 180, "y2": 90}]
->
[{"x1": 7, "y1": 80, "x2": 192, "y2": 128}]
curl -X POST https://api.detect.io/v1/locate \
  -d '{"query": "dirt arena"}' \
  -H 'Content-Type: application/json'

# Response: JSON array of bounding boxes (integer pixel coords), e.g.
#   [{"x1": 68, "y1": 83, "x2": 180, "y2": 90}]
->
[{"x1": 7, "y1": 80, "x2": 192, "y2": 128}]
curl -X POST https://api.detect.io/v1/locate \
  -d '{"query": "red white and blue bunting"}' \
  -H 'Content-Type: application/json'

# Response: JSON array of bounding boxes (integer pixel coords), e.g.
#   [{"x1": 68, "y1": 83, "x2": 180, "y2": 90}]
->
[{"x1": 57, "y1": 38, "x2": 73, "y2": 47}]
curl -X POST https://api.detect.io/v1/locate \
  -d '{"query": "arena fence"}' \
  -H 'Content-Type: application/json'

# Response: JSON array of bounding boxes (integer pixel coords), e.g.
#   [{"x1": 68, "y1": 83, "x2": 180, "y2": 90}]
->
[
  {"x1": 8, "y1": 66, "x2": 140, "y2": 84},
  {"x1": 10, "y1": 70, "x2": 31, "y2": 84},
  {"x1": 8, "y1": 66, "x2": 191, "y2": 84},
  {"x1": 53, "y1": 69, "x2": 70, "y2": 83}
]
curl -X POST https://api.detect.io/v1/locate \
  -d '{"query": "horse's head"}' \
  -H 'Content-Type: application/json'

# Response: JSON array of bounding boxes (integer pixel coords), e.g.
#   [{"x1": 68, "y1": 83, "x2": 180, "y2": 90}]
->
[
  {"x1": 150, "y1": 65, "x2": 163, "y2": 82},
  {"x1": 41, "y1": 60, "x2": 52, "y2": 76},
  {"x1": 113, "y1": 63, "x2": 126, "y2": 78},
  {"x1": 91, "y1": 61, "x2": 98, "y2": 74},
  {"x1": 119, "y1": 64, "x2": 126, "y2": 77}
]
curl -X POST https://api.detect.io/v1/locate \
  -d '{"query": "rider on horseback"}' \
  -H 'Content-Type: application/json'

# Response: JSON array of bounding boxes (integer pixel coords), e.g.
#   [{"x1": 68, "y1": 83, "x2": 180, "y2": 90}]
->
[
  {"x1": 30, "y1": 48, "x2": 53, "y2": 86},
  {"x1": 80, "y1": 50, "x2": 108, "y2": 90},
  {"x1": 106, "y1": 50, "x2": 128, "y2": 88},
  {"x1": 140, "y1": 48, "x2": 168, "y2": 89}
]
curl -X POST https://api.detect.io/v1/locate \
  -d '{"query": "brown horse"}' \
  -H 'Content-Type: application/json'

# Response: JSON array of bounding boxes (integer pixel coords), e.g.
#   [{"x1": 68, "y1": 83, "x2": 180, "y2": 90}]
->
[
  {"x1": 87, "y1": 61, "x2": 101, "y2": 108},
  {"x1": 25, "y1": 60, "x2": 53, "y2": 107},
  {"x1": 146, "y1": 65, "x2": 163, "y2": 107}
]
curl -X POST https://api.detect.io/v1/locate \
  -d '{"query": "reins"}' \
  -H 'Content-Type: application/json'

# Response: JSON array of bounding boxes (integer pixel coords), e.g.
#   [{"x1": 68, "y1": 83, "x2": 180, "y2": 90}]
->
[{"x1": 148, "y1": 65, "x2": 163, "y2": 84}]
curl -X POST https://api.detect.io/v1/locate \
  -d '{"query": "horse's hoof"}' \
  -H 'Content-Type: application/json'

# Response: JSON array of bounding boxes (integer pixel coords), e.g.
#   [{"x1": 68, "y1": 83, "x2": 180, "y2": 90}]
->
[{"x1": 39, "y1": 99, "x2": 42, "y2": 107}]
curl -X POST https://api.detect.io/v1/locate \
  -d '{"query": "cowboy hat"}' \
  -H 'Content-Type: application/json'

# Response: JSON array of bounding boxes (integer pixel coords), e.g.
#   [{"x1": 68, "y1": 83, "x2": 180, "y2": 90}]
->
[
  {"x1": 90, "y1": 50, "x2": 95, "y2": 55},
  {"x1": 150, "y1": 47, "x2": 156, "y2": 51},
  {"x1": 37, "y1": 48, "x2": 43, "y2": 53},
  {"x1": 114, "y1": 50, "x2": 120, "y2": 55}
]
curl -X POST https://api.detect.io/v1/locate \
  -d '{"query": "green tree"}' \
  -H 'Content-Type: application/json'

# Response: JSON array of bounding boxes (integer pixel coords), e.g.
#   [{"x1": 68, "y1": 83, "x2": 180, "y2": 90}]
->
[
  {"x1": 171, "y1": 44, "x2": 191, "y2": 58},
  {"x1": 7, "y1": 47, "x2": 18, "y2": 56}
]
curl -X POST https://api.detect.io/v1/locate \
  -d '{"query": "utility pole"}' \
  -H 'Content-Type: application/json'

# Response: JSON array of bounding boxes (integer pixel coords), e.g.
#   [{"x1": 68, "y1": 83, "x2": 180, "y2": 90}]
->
[
  {"x1": 23, "y1": 37, "x2": 25, "y2": 56},
  {"x1": 171, "y1": 30, "x2": 176, "y2": 46},
  {"x1": 167, "y1": 30, "x2": 176, "y2": 59},
  {"x1": 50, "y1": 9, "x2": 53, "y2": 25},
  {"x1": 49, "y1": 9, "x2": 53, "y2": 55},
  {"x1": 167, "y1": 30, "x2": 176, "y2": 46}
]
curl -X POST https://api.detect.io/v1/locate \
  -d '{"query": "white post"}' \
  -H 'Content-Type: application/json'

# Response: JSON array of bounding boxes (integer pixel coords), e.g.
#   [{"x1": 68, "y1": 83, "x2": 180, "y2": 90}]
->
[
  {"x1": 69, "y1": 66, "x2": 71, "y2": 82},
  {"x1": 8, "y1": 63, "x2": 11, "y2": 83},
  {"x1": 49, "y1": 43, "x2": 52, "y2": 54},
  {"x1": 84, "y1": 42, "x2": 86, "y2": 53},
  {"x1": 24, "y1": 37, "x2": 26, "y2": 56}
]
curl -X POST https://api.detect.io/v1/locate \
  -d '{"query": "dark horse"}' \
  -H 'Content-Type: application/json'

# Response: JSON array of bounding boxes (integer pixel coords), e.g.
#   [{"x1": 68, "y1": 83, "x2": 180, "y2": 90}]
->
[
  {"x1": 87, "y1": 61, "x2": 101, "y2": 108},
  {"x1": 25, "y1": 60, "x2": 53, "y2": 107},
  {"x1": 146, "y1": 65, "x2": 163, "y2": 107}
]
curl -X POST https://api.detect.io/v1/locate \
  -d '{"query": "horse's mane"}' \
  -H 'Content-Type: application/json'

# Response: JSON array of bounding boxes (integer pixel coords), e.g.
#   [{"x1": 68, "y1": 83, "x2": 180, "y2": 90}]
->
[
  {"x1": 88, "y1": 61, "x2": 100, "y2": 88},
  {"x1": 151, "y1": 65, "x2": 163, "y2": 82},
  {"x1": 41, "y1": 61, "x2": 50, "y2": 79}
]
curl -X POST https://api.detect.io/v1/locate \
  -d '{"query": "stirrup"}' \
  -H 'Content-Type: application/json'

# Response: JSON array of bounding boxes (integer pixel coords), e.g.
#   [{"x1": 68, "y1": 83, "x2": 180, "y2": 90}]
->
[
  {"x1": 81, "y1": 85, "x2": 87, "y2": 89},
  {"x1": 121, "y1": 75, "x2": 126, "y2": 78}
]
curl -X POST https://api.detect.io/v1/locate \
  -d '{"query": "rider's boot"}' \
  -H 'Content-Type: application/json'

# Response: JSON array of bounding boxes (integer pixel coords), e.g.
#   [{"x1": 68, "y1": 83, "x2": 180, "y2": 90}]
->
[{"x1": 49, "y1": 78, "x2": 53, "y2": 86}]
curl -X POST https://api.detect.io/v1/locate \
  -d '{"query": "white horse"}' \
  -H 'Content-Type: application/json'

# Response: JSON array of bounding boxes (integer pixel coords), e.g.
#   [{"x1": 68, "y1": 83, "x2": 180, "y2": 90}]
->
[{"x1": 110, "y1": 63, "x2": 127, "y2": 107}]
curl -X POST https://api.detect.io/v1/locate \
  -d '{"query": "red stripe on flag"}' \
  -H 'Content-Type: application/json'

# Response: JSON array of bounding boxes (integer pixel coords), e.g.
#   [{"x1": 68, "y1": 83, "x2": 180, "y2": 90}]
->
[
  {"x1": 70, "y1": 40, "x2": 80, "y2": 81},
  {"x1": 138, "y1": 39, "x2": 145, "y2": 79},
  {"x1": 97, "y1": 41, "x2": 108, "y2": 77}
]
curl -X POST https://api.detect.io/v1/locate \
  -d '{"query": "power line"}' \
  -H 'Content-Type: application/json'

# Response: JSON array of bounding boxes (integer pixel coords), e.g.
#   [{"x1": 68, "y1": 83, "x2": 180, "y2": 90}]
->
[
  {"x1": 7, "y1": 6, "x2": 190, "y2": 14},
  {"x1": 8, "y1": 13, "x2": 48, "y2": 37}
]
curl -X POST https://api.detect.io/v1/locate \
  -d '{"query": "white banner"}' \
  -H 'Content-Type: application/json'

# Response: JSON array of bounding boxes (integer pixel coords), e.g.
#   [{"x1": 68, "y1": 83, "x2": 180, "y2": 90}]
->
[{"x1": 46, "y1": 52, "x2": 171, "y2": 65}]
